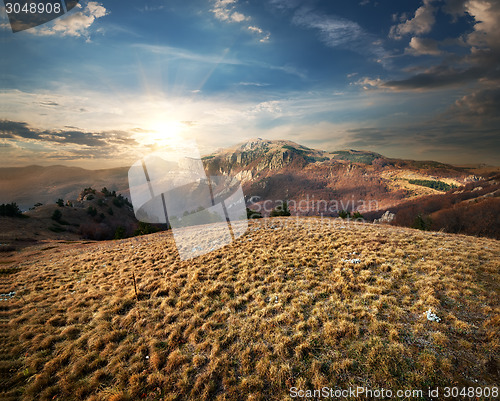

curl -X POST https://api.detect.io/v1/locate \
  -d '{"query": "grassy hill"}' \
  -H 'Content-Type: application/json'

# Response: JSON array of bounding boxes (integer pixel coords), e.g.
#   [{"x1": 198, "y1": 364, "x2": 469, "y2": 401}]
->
[
  {"x1": 4, "y1": 218, "x2": 499, "y2": 400},
  {"x1": 0, "y1": 188, "x2": 169, "y2": 251}
]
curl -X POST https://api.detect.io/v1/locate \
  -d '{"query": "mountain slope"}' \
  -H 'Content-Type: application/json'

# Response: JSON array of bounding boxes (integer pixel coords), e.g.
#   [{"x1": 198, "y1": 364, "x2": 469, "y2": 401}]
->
[
  {"x1": 4, "y1": 218, "x2": 499, "y2": 400},
  {"x1": 370, "y1": 174, "x2": 500, "y2": 239},
  {"x1": 0, "y1": 188, "x2": 146, "y2": 247},
  {"x1": 203, "y1": 138, "x2": 473, "y2": 214}
]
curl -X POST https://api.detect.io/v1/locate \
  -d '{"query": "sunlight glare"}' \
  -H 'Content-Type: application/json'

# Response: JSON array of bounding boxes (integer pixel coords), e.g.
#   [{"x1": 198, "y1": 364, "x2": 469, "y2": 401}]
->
[{"x1": 137, "y1": 120, "x2": 184, "y2": 147}]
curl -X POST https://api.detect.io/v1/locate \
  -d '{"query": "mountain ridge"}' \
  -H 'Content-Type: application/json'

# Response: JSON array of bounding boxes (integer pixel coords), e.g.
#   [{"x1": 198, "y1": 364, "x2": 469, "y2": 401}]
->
[
  {"x1": 1, "y1": 138, "x2": 493, "y2": 212},
  {"x1": 202, "y1": 138, "x2": 474, "y2": 214}
]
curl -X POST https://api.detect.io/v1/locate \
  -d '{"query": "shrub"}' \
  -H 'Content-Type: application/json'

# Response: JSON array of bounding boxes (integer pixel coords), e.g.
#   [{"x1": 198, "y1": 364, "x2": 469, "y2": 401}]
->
[
  {"x1": 408, "y1": 179, "x2": 456, "y2": 191},
  {"x1": 87, "y1": 207, "x2": 97, "y2": 217},
  {"x1": 270, "y1": 201, "x2": 291, "y2": 217},
  {"x1": 338, "y1": 210, "x2": 350, "y2": 219},
  {"x1": 114, "y1": 226, "x2": 126, "y2": 239},
  {"x1": 56, "y1": 199, "x2": 64, "y2": 207},
  {"x1": 80, "y1": 187, "x2": 96, "y2": 201},
  {"x1": 112, "y1": 197, "x2": 123, "y2": 208},
  {"x1": 412, "y1": 214, "x2": 432, "y2": 231},
  {"x1": 0, "y1": 202, "x2": 23, "y2": 217},
  {"x1": 112, "y1": 194, "x2": 132, "y2": 208},
  {"x1": 247, "y1": 207, "x2": 262, "y2": 219},
  {"x1": 107, "y1": 207, "x2": 114, "y2": 216},
  {"x1": 51, "y1": 209, "x2": 62, "y2": 222},
  {"x1": 48, "y1": 224, "x2": 65, "y2": 233},
  {"x1": 352, "y1": 211, "x2": 364, "y2": 219},
  {"x1": 134, "y1": 222, "x2": 160, "y2": 236}
]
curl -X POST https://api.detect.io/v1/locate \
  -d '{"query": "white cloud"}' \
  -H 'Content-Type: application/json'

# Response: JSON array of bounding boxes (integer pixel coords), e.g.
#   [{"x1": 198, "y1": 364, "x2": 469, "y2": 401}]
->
[
  {"x1": 248, "y1": 26, "x2": 263, "y2": 34},
  {"x1": 453, "y1": 87, "x2": 500, "y2": 117},
  {"x1": 211, "y1": 0, "x2": 248, "y2": 22},
  {"x1": 251, "y1": 100, "x2": 283, "y2": 115},
  {"x1": 292, "y1": 8, "x2": 389, "y2": 64},
  {"x1": 231, "y1": 11, "x2": 249, "y2": 23},
  {"x1": 28, "y1": 1, "x2": 108, "y2": 38},
  {"x1": 396, "y1": 1, "x2": 500, "y2": 58},
  {"x1": 211, "y1": 0, "x2": 270, "y2": 43},
  {"x1": 248, "y1": 25, "x2": 270, "y2": 42},
  {"x1": 354, "y1": 77, "x2": 384, "y2": 90},
  {"x1": 381, "y1": 0, "x2": 500, "y2": 91},
  {"x1": 238, "y1": 82, "x2": 270, "y2": 87},
  {"x1": 389, "y1": 0, "x2": 436, "y2": 39},
  {"x1": 293, "y1": 9, "x2": 364, "y2": 47},
  {"x1": 463, "y1": 0, "x2": 500, "y2": 50},
  {"x1": 406, "y1": 37, "x2": 442, "y2": 55},
  {"x1": 86, "y1": 1, "x2": 107, "y2": 18},
  {"x1": 266, "y1": 63, "x2": 307, "y2": 80}
]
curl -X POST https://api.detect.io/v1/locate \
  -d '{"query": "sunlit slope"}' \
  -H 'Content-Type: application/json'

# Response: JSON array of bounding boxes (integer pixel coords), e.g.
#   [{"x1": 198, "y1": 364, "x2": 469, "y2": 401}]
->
[{"x1": 5, "y1": 218, "x2": 499, "y2": 400}]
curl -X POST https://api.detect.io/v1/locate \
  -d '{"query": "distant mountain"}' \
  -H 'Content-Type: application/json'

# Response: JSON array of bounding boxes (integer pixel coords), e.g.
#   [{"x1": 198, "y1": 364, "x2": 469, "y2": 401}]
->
[
  {"x1": 203, "y1": 138, "x2": 476, "y2": 215},
  {"x1": 1, "y1": 139, "x2": 492, "y2": 215},
  {"x1": 0, "y1": 165, "x2": 129, "y2": 210}
]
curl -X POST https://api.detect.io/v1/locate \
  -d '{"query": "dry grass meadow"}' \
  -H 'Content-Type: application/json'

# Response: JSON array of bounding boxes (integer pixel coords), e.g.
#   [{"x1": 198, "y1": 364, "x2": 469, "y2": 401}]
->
[{"x1": 3, "y1": 217, "x2": 499, "y2": 400}]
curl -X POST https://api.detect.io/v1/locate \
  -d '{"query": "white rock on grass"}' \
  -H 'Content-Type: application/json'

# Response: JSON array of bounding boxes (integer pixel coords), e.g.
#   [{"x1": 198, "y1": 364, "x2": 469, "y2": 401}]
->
[
  {"x1": 0, "y1": 291, "x2": 16, "y2": 301},
  {"x1": 341, "y1": 258, "x2": 361, "y2": 264},
  {"x1": 425, "y1": 308, "x2": 441, "y2": 322}
]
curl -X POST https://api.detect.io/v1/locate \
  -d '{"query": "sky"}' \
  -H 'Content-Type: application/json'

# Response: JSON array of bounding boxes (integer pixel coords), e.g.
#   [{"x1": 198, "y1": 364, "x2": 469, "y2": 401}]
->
[{"x1": 1, "y1": 0, "x2": 499, "y2": 168}]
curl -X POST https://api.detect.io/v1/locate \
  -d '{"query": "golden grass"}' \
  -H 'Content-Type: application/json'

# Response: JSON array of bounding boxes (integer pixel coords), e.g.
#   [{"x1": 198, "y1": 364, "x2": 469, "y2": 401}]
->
[{"x1": 4, "y1": 217, "x2": 500, "y2": 400}]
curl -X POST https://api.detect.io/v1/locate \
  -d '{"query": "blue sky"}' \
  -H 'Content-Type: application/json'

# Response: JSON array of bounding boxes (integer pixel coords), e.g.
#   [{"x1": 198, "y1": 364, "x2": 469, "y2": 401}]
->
[{"x1": 1, "y1": 0, "x2": 499, "y2": 167}]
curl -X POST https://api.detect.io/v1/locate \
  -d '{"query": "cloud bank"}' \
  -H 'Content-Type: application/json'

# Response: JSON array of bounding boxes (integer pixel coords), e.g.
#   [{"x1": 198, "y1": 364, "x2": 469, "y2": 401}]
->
[{"x1": 28, "y1": 1, "x2": 108, "y2": 39}]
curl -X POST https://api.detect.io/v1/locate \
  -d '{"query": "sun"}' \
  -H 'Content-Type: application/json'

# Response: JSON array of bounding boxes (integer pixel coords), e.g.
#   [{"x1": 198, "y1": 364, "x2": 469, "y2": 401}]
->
[{"x1": 137, "y1": 120, "x2": 184, "y2": 147}]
